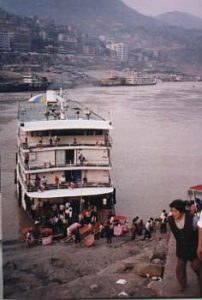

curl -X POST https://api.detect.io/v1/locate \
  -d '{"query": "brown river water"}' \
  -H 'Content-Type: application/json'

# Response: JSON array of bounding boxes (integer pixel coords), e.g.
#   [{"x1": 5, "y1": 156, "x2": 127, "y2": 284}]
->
[{"x1": 1, "y1": 81, "x2": 202, "y2": 240}]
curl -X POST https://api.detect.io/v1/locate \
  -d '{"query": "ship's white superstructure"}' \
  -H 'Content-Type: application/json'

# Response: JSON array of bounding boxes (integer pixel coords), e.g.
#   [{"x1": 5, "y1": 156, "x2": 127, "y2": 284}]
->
[
  {"x1": 16, "y1": 90, "x2": 115, "y2": 223},
  {"x1": 100, "y1": 72, "x2": 157, "y2": 87},
  {"x1": 124, "y1": 72, "x2": 157, "y2": 86}
]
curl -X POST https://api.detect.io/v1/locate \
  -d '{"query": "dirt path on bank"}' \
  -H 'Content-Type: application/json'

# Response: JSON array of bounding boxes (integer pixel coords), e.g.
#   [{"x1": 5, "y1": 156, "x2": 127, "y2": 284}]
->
[{"x1": 3, "y1": 233, "x2": 169, "y2": 299}]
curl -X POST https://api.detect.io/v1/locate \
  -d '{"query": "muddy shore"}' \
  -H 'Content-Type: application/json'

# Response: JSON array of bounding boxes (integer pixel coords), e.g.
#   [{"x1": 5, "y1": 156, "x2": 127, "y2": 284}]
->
[{"x1": 3, "y1": 232, "x2": 169, "y2": 299}]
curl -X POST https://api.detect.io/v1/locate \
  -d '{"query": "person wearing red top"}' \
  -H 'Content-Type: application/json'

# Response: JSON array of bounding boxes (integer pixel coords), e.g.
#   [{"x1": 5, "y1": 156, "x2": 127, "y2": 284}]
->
[{"x1": 55, "y1": 176, "x2": 59, "y2": 188}]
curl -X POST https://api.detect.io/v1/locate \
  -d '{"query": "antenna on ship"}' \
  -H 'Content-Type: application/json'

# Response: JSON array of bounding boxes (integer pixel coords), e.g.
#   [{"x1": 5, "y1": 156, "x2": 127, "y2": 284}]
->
[{"x1": 58, "y1": 91, "x2": 65, "y2": 113}]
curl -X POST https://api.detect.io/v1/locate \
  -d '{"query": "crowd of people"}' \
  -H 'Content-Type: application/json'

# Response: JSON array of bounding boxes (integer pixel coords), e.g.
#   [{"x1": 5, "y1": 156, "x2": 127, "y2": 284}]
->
[
  {"x1": 26, "y1": 198, "x2": 100, "y2": 238},
  {"x1": 130, "y1": 210, "x2": 168, "y2": 241},
  {"x1": 25, "y1": 195, "x2": 170, "y2": 246}
]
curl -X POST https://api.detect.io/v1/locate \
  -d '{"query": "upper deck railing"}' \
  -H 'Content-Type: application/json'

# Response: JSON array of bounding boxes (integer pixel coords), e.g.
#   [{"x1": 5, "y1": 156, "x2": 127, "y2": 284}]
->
[
  {"x1": 17, "y1": 164, "x2": 112, "y2": 193},
  {"x1": 24, "y1": 160, "x2": 112, "y2": 171},
  {"x1": 20, "y1": 141, "x2": 112, "y2": 151},
  {"x1": 27, "y1": 181, "x2": 112, "y2": 193}
]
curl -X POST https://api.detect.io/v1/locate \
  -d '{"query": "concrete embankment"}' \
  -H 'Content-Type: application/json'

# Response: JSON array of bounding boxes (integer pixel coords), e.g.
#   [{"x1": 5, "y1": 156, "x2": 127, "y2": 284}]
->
[{"x1": 151, "y1": 233, "x2": 200, "y2": 298}]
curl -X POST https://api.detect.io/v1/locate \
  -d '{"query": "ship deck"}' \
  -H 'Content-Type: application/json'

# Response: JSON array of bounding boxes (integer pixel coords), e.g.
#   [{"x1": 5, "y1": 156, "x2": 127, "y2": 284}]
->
[
  {"x1": 18, "y1": 100, "x2": 104, "y2": 123},
  {"x1": 18, "y1": 99, "x2": 112, "y2": 131},
  {"x1": 27, "y1": 186, "x2": 114, "y2": 199}
]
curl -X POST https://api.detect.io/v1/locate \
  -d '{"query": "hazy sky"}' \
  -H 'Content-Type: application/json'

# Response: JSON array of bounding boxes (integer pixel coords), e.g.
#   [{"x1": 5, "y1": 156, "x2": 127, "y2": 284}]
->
[{"x1": 123, "y1": 0, "x2": 202, "y2": 18}]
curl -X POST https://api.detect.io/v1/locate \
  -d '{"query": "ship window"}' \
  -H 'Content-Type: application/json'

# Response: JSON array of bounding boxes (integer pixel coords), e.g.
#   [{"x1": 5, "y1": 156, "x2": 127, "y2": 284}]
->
[
  {"x1": 95, "y1": 130, "x2": 103, "y2": 135},
  {"x1": 86, "y1": 130, "x2": 92, "y2": 135},
  {"x1": 51, "y1": 130, "x2": 85, "y2": 136},
  {"x1": 86, "y1": 130, "x2": 103, "y2": 135},
  {"x1": 57, "y1": 130, "x2": 85, "y2": 136},
  {"x1": 30, "y1": 129, "x2": 103, "y2": 137},
  {"x1": 31, "y1": 131, "x2": 49, "y2": 137}
]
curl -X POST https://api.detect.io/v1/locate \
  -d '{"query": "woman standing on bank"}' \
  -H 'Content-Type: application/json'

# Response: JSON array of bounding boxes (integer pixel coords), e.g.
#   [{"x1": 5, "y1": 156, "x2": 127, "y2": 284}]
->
[{"x1": 168, "y1": 199, "x2": 201, "y2": 292}]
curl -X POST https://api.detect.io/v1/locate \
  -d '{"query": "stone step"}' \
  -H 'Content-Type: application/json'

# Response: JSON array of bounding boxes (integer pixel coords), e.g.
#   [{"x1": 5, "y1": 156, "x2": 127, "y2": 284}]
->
[{"x1": 150, "y1": 233, "x2": 200, "y2": 297}]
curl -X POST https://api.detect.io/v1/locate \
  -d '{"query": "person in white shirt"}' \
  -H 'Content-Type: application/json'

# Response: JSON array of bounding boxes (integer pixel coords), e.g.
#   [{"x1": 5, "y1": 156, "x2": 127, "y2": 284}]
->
[
  {"x1": 160, "y1": 209, "x2": 166, "y2": 220},
  {"x1": 144, "y1": 220, "x2": 151, "y2": 239}
]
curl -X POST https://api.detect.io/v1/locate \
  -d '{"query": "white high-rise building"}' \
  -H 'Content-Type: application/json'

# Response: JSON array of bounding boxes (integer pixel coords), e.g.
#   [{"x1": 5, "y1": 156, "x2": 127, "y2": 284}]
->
[
  {"x1": 0, "y1": 32, "x2": 11, "y2": 51},
  {"x1": 106, "y1": 42, "x2": 128, "y2": 62},
  {"x1": 115, "y1": 43, "x2": 128, "y2": 62}
]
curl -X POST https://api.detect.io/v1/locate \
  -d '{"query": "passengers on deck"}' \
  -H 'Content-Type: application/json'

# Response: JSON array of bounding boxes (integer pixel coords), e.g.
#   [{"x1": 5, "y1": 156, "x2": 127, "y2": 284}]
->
[{"x1": 41, "y1": 175, "x2": 47, "y2": 188}]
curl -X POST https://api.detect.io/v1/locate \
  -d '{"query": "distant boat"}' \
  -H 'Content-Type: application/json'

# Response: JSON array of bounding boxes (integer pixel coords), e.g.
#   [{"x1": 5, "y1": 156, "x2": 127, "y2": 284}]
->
[
  {"x1": 161, "y1": 74, "x2": 202, "y2": 82},
  {"x1": 0, "y1": 73, "x2": 49, "y2": 93},
  {"x1": 101, "y1": 75, "x2": 124, "y2": 86},
  {"x1": 124, "y1": 72, "x2": 157, "y2": 86},
  {"x1": 100, "y1": 72, "x2": 157, "y2": 87}
]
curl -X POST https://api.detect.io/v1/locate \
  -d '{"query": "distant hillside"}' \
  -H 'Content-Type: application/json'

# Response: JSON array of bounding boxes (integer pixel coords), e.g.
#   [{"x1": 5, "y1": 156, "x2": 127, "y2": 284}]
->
[
  {"x1": 1, "y1": 0, "x2": 202, "y2": 72},
  {"x1": 156, "y1": 11, "x2": 202, "y2": 30},
  {"x1": 0, "y1": 0, "x2": 201, "y2": 48},
  {"x1": 0, "y1": 0, "x2": 159, "y2": 35}
]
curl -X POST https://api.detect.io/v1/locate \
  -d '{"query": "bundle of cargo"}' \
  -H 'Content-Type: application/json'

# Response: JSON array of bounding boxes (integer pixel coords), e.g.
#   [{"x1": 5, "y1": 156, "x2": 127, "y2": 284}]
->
[
  {"x1": 42, "y1": 235, "x2": 53, "y2": 246},
  {"x1": 40, "y1": 227, "x2": 53, "y2": 237},
  {"x1": 113, "y1": 215, "x2": 128, "y2": 236},
  {"x1": 79, "y1": 224, "x2": 91, "y2": 238},
  {"x1": 83, "y1": 234, "x2": 95, "y2": 247}
]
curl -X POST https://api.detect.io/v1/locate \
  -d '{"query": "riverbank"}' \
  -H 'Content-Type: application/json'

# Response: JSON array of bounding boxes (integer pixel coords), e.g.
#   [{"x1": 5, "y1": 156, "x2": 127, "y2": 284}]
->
[
  {"x1": 3, "y1": 228, "x2": 202, "y2": 299},
  {"x1": 0, "y1": 68, "x2": 130, "y2": 93},
  {"x1": 1, "y1": 193, "x2": 189, "y2": 299},
  {"x1": 0, "y1": 67, "x2": 101, "y2": 92},
  {"x1": 3, "y1": 232, "x2": 169, "y2": 299}
]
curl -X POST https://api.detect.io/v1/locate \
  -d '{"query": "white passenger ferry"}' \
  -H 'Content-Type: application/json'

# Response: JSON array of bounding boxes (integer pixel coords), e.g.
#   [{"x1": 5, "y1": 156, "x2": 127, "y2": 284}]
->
[
  {"x1": 16, "y1": 90, "x2": 115, "y2": 224},
  {"x1": 100, "y1": 72, "x2": 157, "y2": 87},
  {"x1": 124, "y1": 72, "x2": 157, "y2": 86}
]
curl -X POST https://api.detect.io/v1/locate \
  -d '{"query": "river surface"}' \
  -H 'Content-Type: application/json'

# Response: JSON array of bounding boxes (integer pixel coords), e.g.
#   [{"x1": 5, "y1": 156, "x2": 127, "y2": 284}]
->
[{"x1": 1, "y1": 82, "x2": 202, "y2": 240}]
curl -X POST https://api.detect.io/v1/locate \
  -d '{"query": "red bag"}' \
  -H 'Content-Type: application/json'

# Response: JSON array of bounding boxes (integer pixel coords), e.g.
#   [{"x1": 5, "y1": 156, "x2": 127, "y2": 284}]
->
[
  {"x1": 114, "y1": 225, "x2": 123, "y2": 236},
  {"x1": 40, "y1": 227, "x2": 53, "y2": 236}
]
